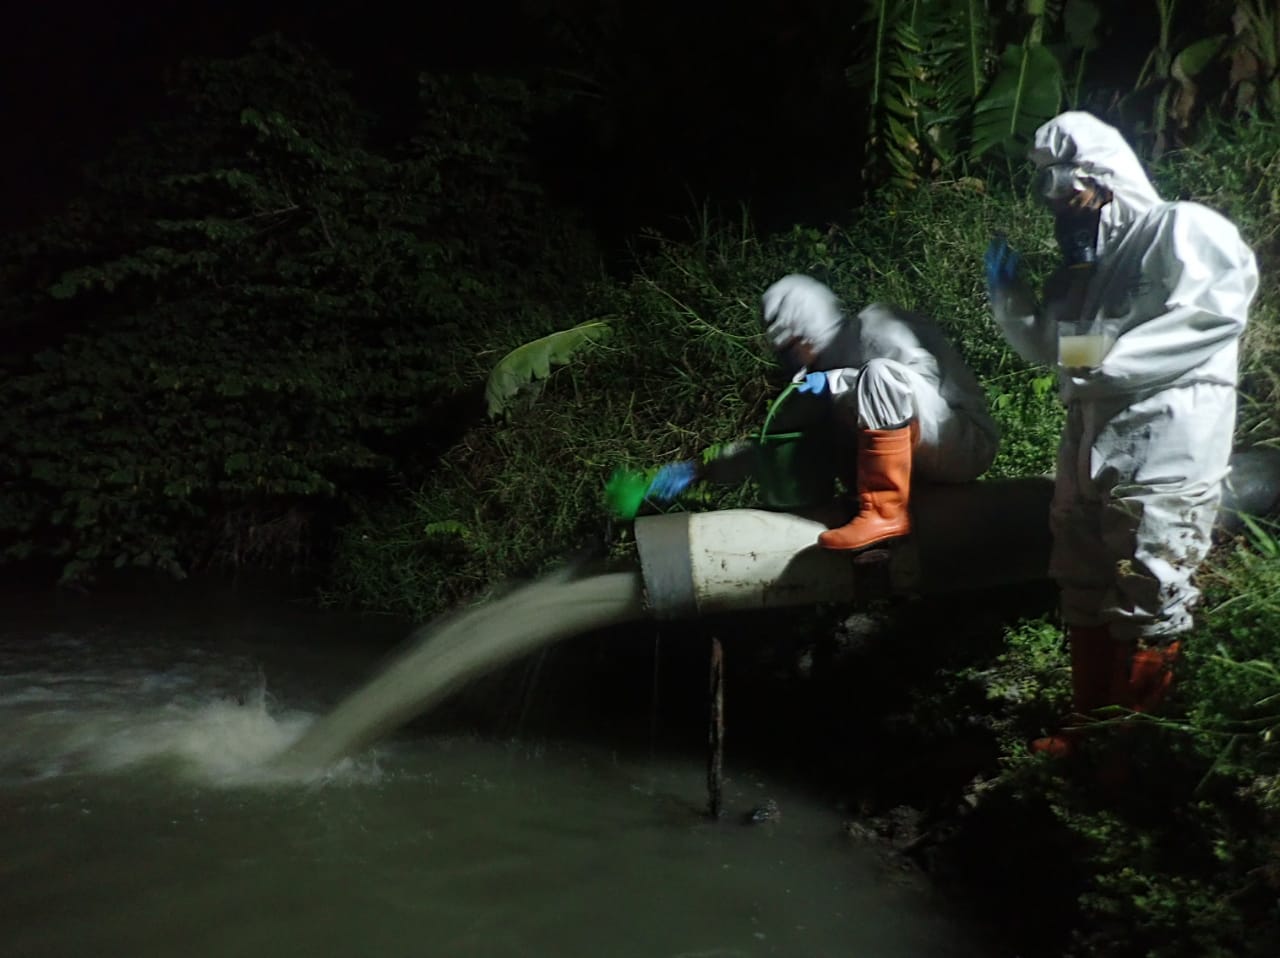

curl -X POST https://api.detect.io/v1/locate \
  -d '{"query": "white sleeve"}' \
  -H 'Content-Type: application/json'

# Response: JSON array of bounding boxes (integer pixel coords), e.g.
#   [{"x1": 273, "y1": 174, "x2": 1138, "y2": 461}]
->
[
  {"x1": 822, "y1": 367, "x2": 861, "y2": 396},
  {"x1": 1072, "y1": 205, "x2": 1256, "y2": 398},
  {"x1": 992, "y1": 277, "x2": 1056, "y2": 366}
]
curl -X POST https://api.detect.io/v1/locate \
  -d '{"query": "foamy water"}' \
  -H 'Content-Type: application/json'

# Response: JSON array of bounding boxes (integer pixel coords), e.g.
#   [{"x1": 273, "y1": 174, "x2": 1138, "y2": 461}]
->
[
  {"x1": 4, "y1": 690, "x2": 300, "y2": 781},
  {"x1": 0, "y1": 628, "x2": 376, "y2": 787}
]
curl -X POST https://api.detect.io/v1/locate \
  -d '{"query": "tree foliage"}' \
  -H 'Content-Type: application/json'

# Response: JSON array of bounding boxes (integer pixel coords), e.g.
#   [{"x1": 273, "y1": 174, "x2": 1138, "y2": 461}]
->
[
  {"x1": 851, "y1": 0, "x2": 1098, "y2": 190},
  {"x1": 847, "y1": 0, "x2": 1280, "y2": 192},
  {"x1": 0, "y1": 35, "x2": 598, "y2": 584}
]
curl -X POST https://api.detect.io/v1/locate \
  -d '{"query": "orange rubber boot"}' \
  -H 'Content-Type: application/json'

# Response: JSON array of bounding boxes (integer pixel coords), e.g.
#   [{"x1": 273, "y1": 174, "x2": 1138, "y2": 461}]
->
[
  {"x1": 1031, "y1": 624, "x2": 1129, "y2": 758},
  {"x1": 818, "y1": 425, "x2": 913, "y2": 551},
  {"x1": 1128, "y1": 640, "x2": 1181, "y2": 714},
  {"x1": 1095, "y1": 639, "x2": 1184, "y2": 788}
]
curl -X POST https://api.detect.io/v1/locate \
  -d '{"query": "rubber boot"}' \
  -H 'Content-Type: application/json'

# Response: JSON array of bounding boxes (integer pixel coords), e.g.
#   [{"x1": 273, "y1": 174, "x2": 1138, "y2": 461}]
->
[
  {"x1": 1102, "y1": 639, "x2": 1184, "y2": 789},
  {"x1": 1127, "y1": 640, "x2": 1182, "y2": 714},
  {"x1": 1031, "y1": 630, "x2": 1183, "y2": 759},
  {"x1": 818, "y1": 424, "x2": 913, "y2": 551},
  {"x1": 1030, "y1": 624, "x2": 1129, "y2": 758}
]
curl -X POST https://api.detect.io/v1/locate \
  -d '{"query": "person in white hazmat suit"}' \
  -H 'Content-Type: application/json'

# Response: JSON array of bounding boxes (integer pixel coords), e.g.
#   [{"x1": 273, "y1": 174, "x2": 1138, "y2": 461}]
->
[
  {"x1": 984, "y1": 111, "x2": 1259, "y2": 756},
  {"x1": 647, "y1": 274, "x2": 1000, "y2": 552}
]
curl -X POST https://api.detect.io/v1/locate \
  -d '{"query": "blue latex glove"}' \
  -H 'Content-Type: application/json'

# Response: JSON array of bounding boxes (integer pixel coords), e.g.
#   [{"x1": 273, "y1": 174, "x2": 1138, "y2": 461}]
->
[
  {"x1": 795, "y1": 371, "x2": 829, "y2": 396},
  {"x1": 984, "y1": 234, "x2": 1021, "y2": 296},
  {"x1": 647, "y1": 461, "x2": 698, "y2": 502}
]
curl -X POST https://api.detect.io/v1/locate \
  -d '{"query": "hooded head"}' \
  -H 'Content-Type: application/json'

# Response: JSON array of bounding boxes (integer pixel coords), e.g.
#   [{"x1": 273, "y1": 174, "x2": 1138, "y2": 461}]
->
[
  {"x1": 760, "y1": 274, "x2": 845, "y2": 374},
  {"x1": 1029, "y1": 112, "x2": 1162, "y2": 250}
]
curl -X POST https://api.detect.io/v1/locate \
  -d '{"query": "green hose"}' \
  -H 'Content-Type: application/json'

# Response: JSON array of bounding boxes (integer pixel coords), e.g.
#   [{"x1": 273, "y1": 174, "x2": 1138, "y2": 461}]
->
[
  {"x1": 756, "y1": 380, "x2": 833, "y2": 509},
  {"x1": 760, "y1": 380, "x2": 801, "y2": 442}
]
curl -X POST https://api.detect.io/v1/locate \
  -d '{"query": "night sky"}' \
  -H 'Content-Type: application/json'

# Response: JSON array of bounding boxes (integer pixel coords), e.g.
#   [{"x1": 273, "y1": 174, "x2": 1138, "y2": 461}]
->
[{"x1": 1, "y1": 2, "x2": 864, "y2": 237}]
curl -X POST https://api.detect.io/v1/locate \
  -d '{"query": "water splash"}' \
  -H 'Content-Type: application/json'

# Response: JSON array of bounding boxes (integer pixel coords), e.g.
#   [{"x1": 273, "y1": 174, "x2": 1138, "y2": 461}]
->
[
  {"x1": 0, "y1": 667, "x2": 376, "y2": 787},
  {"x1": 272, "y1": 569, "x2": 648, "y2": 776}
]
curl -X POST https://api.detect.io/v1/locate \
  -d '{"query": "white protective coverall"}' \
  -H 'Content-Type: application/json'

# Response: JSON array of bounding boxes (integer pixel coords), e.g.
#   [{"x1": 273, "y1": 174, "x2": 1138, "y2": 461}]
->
[
  {"x1": 992, "y1": 112, "x2": 1259, "y2": 641},
  {"x1": 761, "y1": 274, "x2": 999, "y2": 484}
]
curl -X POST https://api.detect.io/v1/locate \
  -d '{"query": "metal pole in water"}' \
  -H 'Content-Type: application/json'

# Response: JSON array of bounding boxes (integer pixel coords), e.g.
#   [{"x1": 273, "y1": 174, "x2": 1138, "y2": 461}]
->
[
  {"x1": 707, "y1": 635, "x2": 724, "y2": 819},
  {"x1": 648, "y1": 628, "x2": 662, "y2": 761}
]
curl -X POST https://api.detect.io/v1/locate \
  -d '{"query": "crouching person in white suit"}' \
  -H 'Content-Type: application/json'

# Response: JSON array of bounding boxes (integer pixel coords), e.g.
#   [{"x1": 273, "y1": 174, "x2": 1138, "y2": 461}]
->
[{"x1": 647, "y1": 274, "x2": 1000, "y2": 553}]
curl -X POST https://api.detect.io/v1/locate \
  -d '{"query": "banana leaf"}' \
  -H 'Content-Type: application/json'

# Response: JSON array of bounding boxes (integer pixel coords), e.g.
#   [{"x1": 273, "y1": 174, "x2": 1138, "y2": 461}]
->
[
  {"x1": 969, "y1": 43, "x2": 1064, "y2": 160},
  {"x1": 484, "y1": 320, "x2": 612, "y2": 418}
]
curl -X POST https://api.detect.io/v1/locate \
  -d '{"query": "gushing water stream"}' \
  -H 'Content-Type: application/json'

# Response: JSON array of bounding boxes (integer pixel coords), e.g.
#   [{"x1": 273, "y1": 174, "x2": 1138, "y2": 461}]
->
[{"x1": 274, "y1": 569, "x2": 649, "y2": 775}]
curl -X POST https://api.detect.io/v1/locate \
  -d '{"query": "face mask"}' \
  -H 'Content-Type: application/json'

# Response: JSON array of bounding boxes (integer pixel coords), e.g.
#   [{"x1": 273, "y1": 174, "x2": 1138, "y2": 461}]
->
[
  {"x1": 1054, "y1": 206, "x2": 1102, "y2": 267},
  {"x1": 1034, "y1": 164, "x2": 1108, "y2": 266},
  {"x1": 1033, "y1": 164, "x2": 1078, "y2": 204}
]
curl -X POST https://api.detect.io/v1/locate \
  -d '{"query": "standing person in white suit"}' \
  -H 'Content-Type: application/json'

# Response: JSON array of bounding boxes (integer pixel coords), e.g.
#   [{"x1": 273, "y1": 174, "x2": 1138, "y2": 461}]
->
[{"x1": 985, "y1": 111, "x2": 1259, "y2": 755}]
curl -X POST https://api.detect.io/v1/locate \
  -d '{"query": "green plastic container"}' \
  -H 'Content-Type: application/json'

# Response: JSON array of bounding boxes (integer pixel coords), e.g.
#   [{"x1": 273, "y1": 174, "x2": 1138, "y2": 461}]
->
[
  {"x1": 604, "y1": 467, "x2": 652, "y2": 520},
  {"x1": 755, "y1": 382, "x2": 835, "y2": 510}
]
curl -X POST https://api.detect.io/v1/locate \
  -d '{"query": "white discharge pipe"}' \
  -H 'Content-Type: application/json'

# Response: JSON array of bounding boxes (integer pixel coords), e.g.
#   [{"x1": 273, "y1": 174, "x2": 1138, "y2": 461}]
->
[{"x1": 634, "y1": 449, "x2": 1280, "y2": 620}]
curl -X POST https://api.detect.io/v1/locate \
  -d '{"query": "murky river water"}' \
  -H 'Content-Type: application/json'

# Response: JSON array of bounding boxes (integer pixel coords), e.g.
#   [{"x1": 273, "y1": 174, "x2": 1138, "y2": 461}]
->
[{"x1": 0, "y1": 583, "x2": 979, "y2": 958}]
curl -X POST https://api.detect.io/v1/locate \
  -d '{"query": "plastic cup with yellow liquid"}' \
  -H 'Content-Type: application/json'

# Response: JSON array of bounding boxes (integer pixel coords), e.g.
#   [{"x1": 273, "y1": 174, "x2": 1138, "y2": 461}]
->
[{"x1": 1058, "y1": 319, "x2": 1111, "y2": 368}]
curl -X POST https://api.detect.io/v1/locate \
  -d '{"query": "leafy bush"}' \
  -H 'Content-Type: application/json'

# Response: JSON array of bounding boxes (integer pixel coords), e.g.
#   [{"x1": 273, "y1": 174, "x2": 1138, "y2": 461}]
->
[
  {"x1": 921, "y1": 518, "x2": 1280, "y2": 958},
  {"x1": 1049, "y1": 519, "x2": 1280, "y2": 957},
  {"x1": 0, "y1": 36, "x2": 598, "y2": 584},
  {"x1": 324, "y1": 212, "x2": 783, "y2": 619}
]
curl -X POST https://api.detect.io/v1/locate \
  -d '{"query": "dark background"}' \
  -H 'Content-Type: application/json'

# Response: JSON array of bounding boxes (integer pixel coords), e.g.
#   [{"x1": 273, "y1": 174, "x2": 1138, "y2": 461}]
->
[{"x1": 0, "y1": 2, "x2": 867, "y2": 240}]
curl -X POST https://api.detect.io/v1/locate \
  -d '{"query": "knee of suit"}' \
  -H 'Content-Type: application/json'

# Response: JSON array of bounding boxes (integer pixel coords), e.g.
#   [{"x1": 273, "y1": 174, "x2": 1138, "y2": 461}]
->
[{"x1": 856, "y1": 358, "x2": 917, "y2": 429}]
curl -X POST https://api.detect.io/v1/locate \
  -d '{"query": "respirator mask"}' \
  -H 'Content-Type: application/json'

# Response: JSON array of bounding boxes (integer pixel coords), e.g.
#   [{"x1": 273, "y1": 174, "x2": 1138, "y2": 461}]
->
[{"x1": 1034, "y1": 164, "x2": 1105, "y2": 268}]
